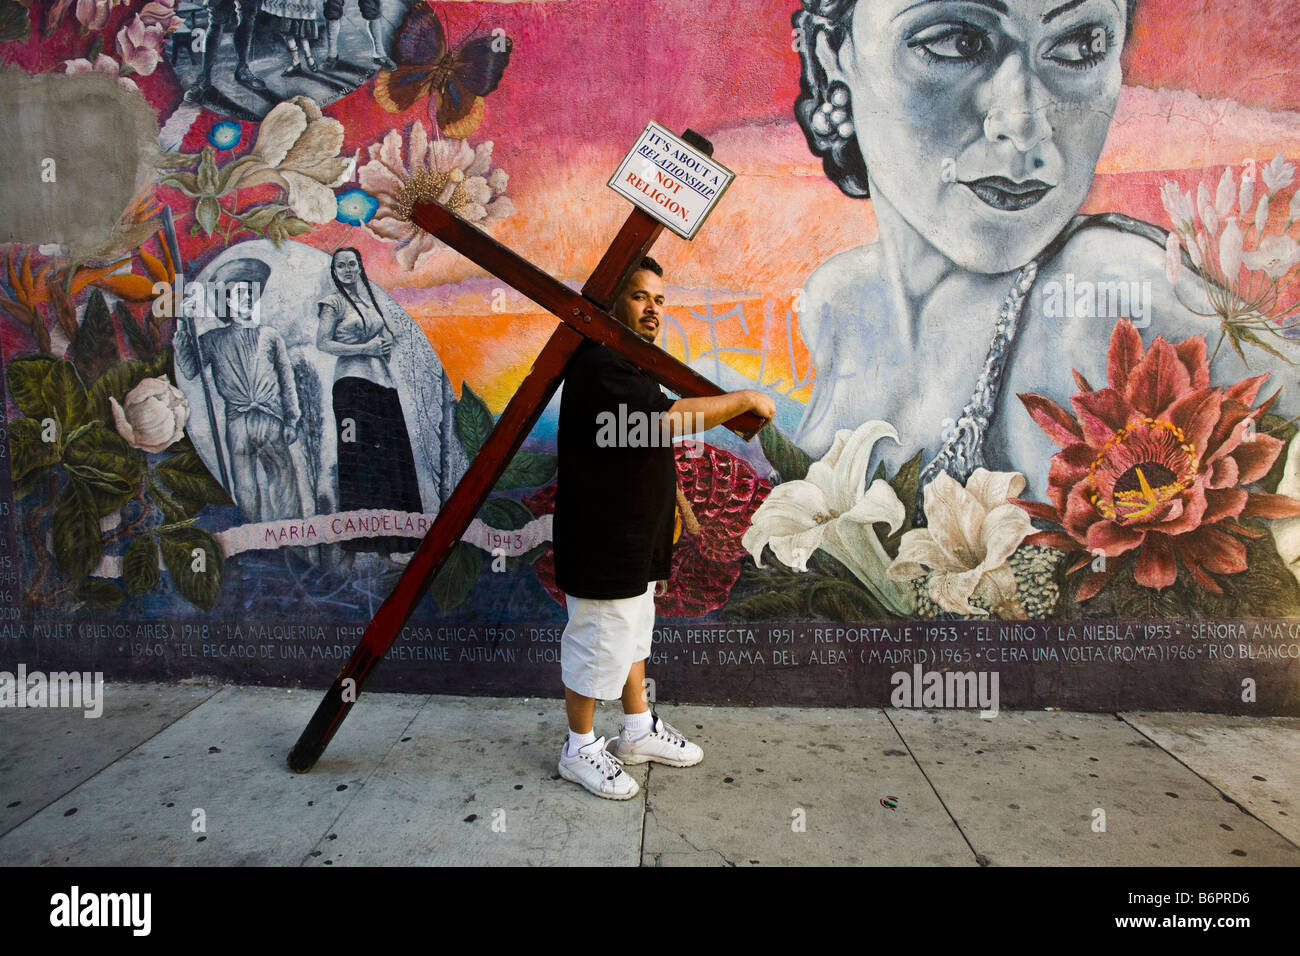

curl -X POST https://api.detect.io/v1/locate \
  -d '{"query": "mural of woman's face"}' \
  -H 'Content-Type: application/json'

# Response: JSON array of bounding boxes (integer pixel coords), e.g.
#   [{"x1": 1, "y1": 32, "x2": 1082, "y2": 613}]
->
[
  {"x1": 826, "y1": 0, "x2": 1126, "y2": 273},
  {"x1": 333, "y1": 251, "x2": 361, "y2": 285}
]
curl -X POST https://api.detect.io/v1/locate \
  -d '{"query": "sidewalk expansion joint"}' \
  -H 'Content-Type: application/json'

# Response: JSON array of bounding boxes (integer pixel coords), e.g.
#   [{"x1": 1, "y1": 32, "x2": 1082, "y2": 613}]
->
[
  {"x1": 881, "y1": 708, "x2": 989, "y2": 866},
  {"x1": 297, "y1": 693, "x2": 432, "y2": 866},
  {"x1": 638, "y1": 762, "x2": 651, "y2": 866},
  {"x1": 0, "y1": 683, "x2": 221, "y2": 842},
  {"x1": 1115, "y1": 712, "x2": 1300, "y2": 851}
]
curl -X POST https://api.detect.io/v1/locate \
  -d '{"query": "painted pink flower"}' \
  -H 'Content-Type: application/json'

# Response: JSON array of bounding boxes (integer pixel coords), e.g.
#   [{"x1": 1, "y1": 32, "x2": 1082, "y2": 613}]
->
[
  {"x1": 63, "y1": 54, "x2": 139, "y2": 94},
  {"x1": 1014, "y1": 319, "x2": 1300, "y2": 599},
  {"x1": 115, "y1": 13, "x2": 168, "y2": 77},
  {"x1": 137, "y1": 0, "x2": 182, "y2": 32},
  {"x1": 524, "y1": 444, "x2": 770, "y2": 618},
  {"x1": 75, "y1": 0, "x2": 123, "y2": 31}
]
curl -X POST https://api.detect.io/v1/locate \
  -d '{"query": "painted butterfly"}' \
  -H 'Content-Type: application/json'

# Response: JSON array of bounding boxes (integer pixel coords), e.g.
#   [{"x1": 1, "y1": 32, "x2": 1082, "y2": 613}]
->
[{"x1": 373, "y1": 4, "x2": 513, "y2": 139}]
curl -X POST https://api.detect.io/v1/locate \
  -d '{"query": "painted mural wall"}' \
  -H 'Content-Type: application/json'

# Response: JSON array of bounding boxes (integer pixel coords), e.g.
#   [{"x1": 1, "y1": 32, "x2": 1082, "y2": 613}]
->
[{"x1": 1, "y1": 0, "x2": 1299, "y2": 713}]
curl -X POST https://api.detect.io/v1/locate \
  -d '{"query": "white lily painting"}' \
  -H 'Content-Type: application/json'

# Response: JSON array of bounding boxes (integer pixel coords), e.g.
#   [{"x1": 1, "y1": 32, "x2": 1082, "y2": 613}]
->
[
  {"x1": 886, "y1": 469, "x2": 1035, "y2": 619},
  {"x1": 741, "y1": 420, "x2": 913, "y2": 616}
]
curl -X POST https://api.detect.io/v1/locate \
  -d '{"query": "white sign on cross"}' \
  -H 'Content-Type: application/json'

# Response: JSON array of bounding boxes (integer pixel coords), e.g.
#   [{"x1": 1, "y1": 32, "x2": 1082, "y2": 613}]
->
[{"x1": 608, "y1": 121, "x2": 736, "y2": 240}]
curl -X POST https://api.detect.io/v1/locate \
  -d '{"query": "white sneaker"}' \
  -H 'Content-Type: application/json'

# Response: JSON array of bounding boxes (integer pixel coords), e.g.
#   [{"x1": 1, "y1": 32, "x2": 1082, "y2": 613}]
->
[
  {"x1": 557, "y1": 736, "x2": 640, "y2": 800},
  {"x1": 610, "y1": 712, "x2": 703, "y2": 767}
]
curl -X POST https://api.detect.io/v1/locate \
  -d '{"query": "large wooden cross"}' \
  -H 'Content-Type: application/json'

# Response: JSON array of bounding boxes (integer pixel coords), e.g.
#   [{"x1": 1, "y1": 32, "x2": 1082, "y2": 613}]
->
[{"x1": 287, "y1": 131, "x2": 766, "y2": 772}]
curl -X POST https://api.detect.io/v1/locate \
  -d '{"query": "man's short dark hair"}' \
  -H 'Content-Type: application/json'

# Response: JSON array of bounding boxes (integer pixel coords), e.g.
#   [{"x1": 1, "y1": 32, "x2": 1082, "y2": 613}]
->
[
  {"x1": 617, "y1": 256, "x2": 664, "y2": 299},
  {"x1": 636, "y1": 256, "x2": 663, "y2": 278}
]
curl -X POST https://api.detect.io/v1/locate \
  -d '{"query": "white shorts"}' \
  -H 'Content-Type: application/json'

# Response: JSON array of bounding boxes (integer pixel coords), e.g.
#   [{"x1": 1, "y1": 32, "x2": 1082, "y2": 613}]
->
[{"x1": 560, "y1": 583, "x2": 656, "y2": 700}]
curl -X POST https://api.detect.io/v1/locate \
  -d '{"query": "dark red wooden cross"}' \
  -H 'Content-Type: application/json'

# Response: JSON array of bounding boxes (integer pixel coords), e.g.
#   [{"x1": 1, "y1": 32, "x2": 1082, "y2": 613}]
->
[{"x1": 288, "y1": 131, "x2": 765, "y2": 772}]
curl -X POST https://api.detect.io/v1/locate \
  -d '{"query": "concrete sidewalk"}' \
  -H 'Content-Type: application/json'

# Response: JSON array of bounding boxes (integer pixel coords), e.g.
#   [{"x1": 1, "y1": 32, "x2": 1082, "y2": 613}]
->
[{"x1": 0, "y1": 682, "x2": 1296, "y2": 866}]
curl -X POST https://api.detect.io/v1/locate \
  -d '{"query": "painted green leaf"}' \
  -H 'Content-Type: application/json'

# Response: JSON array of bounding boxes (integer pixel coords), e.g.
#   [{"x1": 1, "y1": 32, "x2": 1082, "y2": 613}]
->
[
  {"x1": 518, "y1": 543, "x2": 547, "y2": 565},
  {"x1": 63, "y1": 422, "x2": 141, "y2": 514},
  {"x1": 427, "y1": 540, "x2": 481, "y2": 612},
  {"x1": 759, "y1": 423, "x2": 812, "y2": 483},
  {"x1": 146, "y1": 347, "x2": 174, "y2": 381},
  {"x1": 123, "y1": 534, "x2": 161, "y2": 596},
  {"x1": 157, "y1": 525, "x2": 223, "y2": 612},
  {"x1": 237, "y1": 203, "x2": 291, "y2": 232},
  {"x1": 88, "y1": 359, "x2": 149, "y2": 425},
  {"x1": 114, "y1": 301, "x2": 156, "y2": 360},
  {"x1": 0, "y1": 0, "x2": 30, "y2": 42},
  {"x1": 161, "y1": 172, "x2": 202, "y2": 198},
  {"x1": 493, "y1": 451, "x2": 556, "y2": 491},
  {"x1": 808, "y1": 578, "x2": 891, "y2": 621},
  {"x1": 196, "y1": 146, "x2": 219, "y2": 195},
  {"x1": 155, "y1": 151, "x2": 201, "y2": 172},
  {"x1": 147, "y1": 473, "x2": 190, "y2": 523},
  {"x1": 478, "y1": 496, "x2": 535, "y2": 531},
  {"x1": 722, "y1": 588, "x2": 808, "y2": 621},
  {"x1": 195, "y1": 197, "x2": 220, "y2": 236},
  {"x1": 1258, "y1": 412, "x2": 1297, "y2": 495},
  {"x1": 8, "y1": 417, "x2": 60, "y2": 483},
  {"x1": 52, "y1": 479, "x2": 102, "y2": 581},
  {"x1": 215, "y1": 155, "x2": 261, "y2": 196},
  {"x1": 72, "y1": 290, "x2": 120, "y2": 386},
  {"x1": 455, "y1": 382, "x2": 493, "y2": 458},
  {"x1": 13, "y1": 471, "x2": 44, "y2": 502},
  {"x1": 6, "y1": 354, "x2": 57, "y2": 418},
  {"x1": 156, "y1": 450, "x2": 233, "y2": 510},
  {"x1": 41, "y1": 360, "x2": 91, "y2": 438},
  {"x1": 881, "y1": 449, "x2": 924, "y2": 554},
  {"x1": 75, "y1": 578, "x2": 124, "y2": 612}
]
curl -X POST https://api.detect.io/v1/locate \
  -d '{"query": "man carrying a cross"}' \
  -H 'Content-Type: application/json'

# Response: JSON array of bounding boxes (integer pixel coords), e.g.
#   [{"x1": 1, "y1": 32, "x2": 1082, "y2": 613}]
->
[{"x1": 554, "y1": 256, "x2": 775, "y2": 800}]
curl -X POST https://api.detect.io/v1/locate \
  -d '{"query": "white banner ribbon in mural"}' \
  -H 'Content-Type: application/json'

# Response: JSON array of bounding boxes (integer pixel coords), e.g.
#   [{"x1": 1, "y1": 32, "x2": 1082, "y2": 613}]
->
[
  {"x1": 89, "y1": 510, "x2": 553, "y2": 579},
  {"x1": 214, "y1": 509, "x2": 553, "y2": 557}
]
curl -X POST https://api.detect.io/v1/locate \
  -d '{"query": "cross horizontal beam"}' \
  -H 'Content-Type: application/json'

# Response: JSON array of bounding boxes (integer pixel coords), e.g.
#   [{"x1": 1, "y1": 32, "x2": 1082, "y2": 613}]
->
[{"x1": 409, "y1": 201, "x2": 766, "y2": 440}]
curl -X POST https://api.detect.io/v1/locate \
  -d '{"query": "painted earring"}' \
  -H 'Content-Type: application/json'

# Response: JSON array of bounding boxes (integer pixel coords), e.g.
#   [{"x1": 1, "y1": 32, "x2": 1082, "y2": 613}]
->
[{"x1": 813, "y1": 81, "x2": 854, "y2": 140}]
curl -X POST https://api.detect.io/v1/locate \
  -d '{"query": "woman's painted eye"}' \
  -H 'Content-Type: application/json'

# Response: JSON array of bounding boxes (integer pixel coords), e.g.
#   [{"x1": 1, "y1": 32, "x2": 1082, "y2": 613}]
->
[
  {"x1": 1045, "y1": 25, "x2": 1114, "y2": 69},
  {"x1": 908, "y1": 25, "x2": 991, "y2": 64}
]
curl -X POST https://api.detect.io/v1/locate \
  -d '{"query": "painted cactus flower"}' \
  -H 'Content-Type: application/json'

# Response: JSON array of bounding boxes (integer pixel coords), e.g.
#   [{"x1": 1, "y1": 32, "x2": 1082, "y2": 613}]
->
[
  {"x1": 1014, "y1": 318, "x2": 1300, "y2": 599},
  {"x1": 887, "y1": 469, "x2": 1036, "y2": 618},
  {"x1": 740, "y1": 420, "x2": 912, "y2": 615},
  {"x1": 359, "y1": 121, "x2": 513, "y2": 270},
  {"x1": 524, "y1": 444, "x2": 769, "y2": 618}
]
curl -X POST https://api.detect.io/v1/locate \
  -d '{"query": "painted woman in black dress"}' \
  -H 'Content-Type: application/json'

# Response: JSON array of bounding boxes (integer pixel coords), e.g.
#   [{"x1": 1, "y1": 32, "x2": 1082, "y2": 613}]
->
[{"x1": 317, "y1": 248, "x2": 424, "y2": 560}]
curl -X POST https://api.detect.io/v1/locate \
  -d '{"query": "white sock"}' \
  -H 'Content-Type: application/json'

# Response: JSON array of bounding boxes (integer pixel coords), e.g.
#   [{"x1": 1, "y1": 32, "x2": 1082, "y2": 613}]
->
[
  {"x1": 565, "y1": 729, "x2": 596, "y2": 757},
  {"x1": 622, "y1": 709, "x2": 653, "y2": 740}
]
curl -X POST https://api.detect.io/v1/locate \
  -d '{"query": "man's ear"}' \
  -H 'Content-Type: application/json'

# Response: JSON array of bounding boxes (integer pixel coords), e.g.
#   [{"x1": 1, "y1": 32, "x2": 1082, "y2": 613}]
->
[{"x1": 814, "y1": 26, "x2": 852, "y2": 88}]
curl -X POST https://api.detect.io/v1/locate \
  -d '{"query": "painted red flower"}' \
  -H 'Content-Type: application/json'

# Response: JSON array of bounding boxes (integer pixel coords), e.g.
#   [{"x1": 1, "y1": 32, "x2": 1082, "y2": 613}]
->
[
  {"x1": 523, "y1": 443, "x2": 770, "y2": 617},
  {"x1": 1013, "y1": 318, "x2": 1300, "y2": 599}
]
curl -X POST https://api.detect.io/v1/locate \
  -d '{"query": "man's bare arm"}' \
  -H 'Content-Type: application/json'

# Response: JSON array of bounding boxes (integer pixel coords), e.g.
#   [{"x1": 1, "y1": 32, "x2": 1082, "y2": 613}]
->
[{"x1": 665, "y1": 390, "x2": 775, "y2": 436}]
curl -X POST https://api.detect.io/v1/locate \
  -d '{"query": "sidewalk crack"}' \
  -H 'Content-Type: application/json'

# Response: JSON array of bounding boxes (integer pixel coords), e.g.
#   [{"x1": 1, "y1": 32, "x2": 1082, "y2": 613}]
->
[
  {"x1": 1116, "y1": 713, "x2": 1300, "y2": 851},
  {"x1": 0, "y1": 682, "x2": 222, "y2": 842},
  {"x1": 882, "y1": 709, "x2": 989, "y2": 866},
  {"x1": 638, "y1": 762, "x2": 651, "y2": 866},
  {"x1": 297, "y1": 695, "x2": 429, "y2": 866}
]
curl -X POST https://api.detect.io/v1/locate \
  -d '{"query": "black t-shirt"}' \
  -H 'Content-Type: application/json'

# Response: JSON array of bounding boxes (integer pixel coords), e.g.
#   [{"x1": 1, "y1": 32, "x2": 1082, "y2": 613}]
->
[{"x1": 553, "y1": 340, "x2": 677, "y2": 599}]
